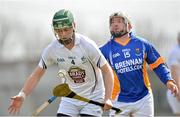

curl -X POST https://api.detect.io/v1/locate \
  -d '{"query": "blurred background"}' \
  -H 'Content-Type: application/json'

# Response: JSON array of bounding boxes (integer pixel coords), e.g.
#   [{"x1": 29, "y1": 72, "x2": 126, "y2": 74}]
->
[{"x1": 0, "y1": 0, "x2": 180, "y2": 116}]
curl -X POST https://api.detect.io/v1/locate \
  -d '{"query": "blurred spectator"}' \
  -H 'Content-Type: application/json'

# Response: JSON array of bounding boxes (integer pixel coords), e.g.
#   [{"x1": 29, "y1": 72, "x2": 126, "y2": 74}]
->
[{"x1": 167, "y1": 32, "x2": 180, "y2": 116}]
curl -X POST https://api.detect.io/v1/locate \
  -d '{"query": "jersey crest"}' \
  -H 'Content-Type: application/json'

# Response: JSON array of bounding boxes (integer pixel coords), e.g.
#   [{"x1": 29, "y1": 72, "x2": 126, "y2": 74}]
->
[{"x1": 68, "y1": 66, "x2": 86, "y2": 83}]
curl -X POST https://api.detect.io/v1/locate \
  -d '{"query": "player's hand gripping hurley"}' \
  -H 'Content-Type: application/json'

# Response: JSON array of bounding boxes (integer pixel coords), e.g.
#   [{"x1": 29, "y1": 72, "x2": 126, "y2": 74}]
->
[{"x1": 53, "y1": 83, "x2": 122, "y2": 114}]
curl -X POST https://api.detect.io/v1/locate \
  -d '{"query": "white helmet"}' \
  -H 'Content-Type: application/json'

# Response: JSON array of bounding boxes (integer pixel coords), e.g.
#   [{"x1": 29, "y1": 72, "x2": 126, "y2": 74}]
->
[
  {"x1": 109, "y1": 11, "x2": 131, "y2": 38},
  {"x1": 109, "y1": 11, "x2": 131, "y2": 26}
]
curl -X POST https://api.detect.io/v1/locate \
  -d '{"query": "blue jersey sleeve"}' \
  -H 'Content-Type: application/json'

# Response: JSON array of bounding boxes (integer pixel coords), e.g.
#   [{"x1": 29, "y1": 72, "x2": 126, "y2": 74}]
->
[
  {"x1": 153, "y1": 64, "x2": 172, "y2": 84},
  {"x1": 145, "y1": 42, "x2": 161, "y2": 64},
  {"x1": 145, "y1": 41, "x2": 172, "y2": 84}
]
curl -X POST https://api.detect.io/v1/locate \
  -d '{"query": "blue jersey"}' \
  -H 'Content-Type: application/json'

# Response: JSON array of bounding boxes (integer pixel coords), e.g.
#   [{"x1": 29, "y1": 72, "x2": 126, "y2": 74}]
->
[{"x1": 100, "y1": 33, "x2": 172, "y2": 102}]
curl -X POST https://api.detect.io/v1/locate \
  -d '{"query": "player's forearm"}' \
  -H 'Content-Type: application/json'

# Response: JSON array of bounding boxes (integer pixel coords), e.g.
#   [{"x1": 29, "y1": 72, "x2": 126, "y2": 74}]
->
[
  {"x1": 153, "y1": 64, "x2": 173, "y2": 84},
  {"x1": 21, "y1": 66, "x2": 45, "y2": 96},
  {"x1": 104, "y1": 75, "x2": 114, "y2": 100},
  {"x1": 21, "y1": 76, "x2": 41, "y2": 96},
  {"x1": 101, "y1": 64, "x2": 114, "y2": 100}
]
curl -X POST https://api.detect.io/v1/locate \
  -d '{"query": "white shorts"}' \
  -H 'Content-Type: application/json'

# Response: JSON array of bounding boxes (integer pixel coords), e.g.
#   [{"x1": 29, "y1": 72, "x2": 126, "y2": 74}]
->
[
  {"x1": 167, "y1": 90, "x2": 180, "y2": 114},
  {"x1": 110, "y1": 93, "x2": 154, "y2": 117},
  {"x1": 57, "y1": 97, "x2": 103, "y2": 116}
]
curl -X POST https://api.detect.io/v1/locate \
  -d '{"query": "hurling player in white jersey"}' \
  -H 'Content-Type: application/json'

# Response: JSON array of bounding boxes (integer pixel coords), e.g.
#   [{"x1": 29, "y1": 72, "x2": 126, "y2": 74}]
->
[
  {"x1": 167, "y1": 32, "x2": 180, "y2": 116},
  {"x1": 8, "y1": 9, "x2": 114, "y2": 117}
]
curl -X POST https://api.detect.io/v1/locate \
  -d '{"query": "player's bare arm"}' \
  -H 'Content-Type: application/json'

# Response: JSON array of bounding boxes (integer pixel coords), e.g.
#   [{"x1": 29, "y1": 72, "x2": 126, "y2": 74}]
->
[
  {"x1": 8, "y1": 66, "x2": 46, "y2": 115},
  {"x1": 100, "y1": 63, "x2": 114, "y2": 110},
  {"x1": 21, "y1": 66, "x2": 46, "y2": 96}
]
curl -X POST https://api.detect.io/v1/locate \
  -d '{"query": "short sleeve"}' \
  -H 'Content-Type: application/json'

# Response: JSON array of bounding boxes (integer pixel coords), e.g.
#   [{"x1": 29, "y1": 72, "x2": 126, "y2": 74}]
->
[
  {"x1": 90, "y1": 42, "x2": 107, "y2": 68},
  {"x1": 81, "y1": 39, "x2": 107, "y2": 68},
  {"x1": 38, "y1": 47, "x2": 55, "y2": 69}
]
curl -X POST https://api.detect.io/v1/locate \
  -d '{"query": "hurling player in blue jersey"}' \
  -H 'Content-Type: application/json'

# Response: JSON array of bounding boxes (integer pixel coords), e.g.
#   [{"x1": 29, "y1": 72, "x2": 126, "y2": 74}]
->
[{"x1": 100, "y1": 11, "x2": 179, "y2": 117}]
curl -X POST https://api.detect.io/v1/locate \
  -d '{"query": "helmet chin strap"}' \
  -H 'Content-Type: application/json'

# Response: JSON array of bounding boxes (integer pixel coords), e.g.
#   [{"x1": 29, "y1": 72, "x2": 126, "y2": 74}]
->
[
  {"x1": 111, "y1": 30, "x2": 128, "y2": 38},
  {"x1": 58, "y1": 37, "x2": 73, "y2": 45},
  {"x1": 58, "y1": 31, "x2": 75, "y2": 45}
]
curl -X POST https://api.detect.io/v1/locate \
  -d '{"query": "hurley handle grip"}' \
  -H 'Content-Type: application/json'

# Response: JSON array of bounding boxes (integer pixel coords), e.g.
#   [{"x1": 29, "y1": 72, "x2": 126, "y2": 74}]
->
[
  {"x1": 89, "y1": 100, "x2": 122, "y2": 114},
  {"x1": 32, "y1": 96, "x2": 57, "y2": 116}
]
